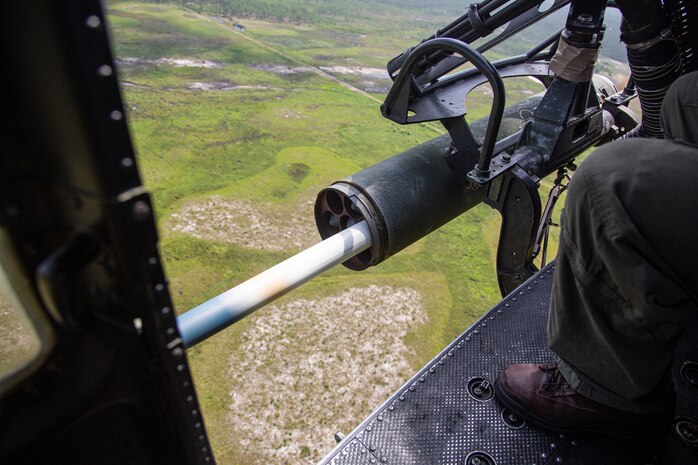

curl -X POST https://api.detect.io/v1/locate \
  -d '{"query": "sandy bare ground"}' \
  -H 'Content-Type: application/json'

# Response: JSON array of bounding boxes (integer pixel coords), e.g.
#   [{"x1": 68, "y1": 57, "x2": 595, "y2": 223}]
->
[
  {"x1": 250, "y1": 64, "x2": 316, "y2": 75},
  {"x1": 318, "y1": 66, "x2": 388, "y2": 80},
  {"x1": 250, "y1": 64, "x2": 391, "y2": 93},
  {"x1": 188, "y1": 82, "x2": 281, "y2": 91},
  {"x1": 117, "y1": 57, "x2": 224, "y2": 68},
  {"x1": 251, "y1": 64, "x2": 388, "y2": 80},
  {"x1": 168, "y1": 196, "x2": 320, "y2": 251},
  {"x1": 0, "y1": 292, "x2": 40, "y2": 375},
  {"x1": 227, "y1": 285, "x2": 426, "y2": 464}
]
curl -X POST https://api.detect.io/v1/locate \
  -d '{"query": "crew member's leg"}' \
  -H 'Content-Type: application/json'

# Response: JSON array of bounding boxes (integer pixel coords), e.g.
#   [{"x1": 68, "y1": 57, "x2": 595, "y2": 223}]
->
[
  {"x1": 661, "y1": 70, "x2": 698, "y2": 144},
  {"x1": 549, "y1": 137, "x2": 698, "y2": 414},
  {"x1": 496, "y1": 72, "x2": 698, "y2": 436},
  {"x1": 552, "y1": 71, "x2": 698, "y2": 412}
]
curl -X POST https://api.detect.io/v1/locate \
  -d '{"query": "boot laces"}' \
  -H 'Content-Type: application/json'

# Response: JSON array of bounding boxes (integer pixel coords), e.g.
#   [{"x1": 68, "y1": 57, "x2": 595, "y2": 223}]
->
[{"x1": 541, "y1": 365, "x2": 570, "y2": 392}]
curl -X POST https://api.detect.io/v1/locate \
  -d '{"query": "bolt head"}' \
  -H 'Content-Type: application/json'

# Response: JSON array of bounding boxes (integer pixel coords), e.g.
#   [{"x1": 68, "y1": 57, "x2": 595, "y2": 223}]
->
[
  {"x1": 132, "y1": 200, "x2": 151, "y2": 220},
  {"x1": 85, "y1": 15, "x2": 101, "y2": 28},
  {"x1": 577, "y1": 13, "x2": 593, "y2": 24}
]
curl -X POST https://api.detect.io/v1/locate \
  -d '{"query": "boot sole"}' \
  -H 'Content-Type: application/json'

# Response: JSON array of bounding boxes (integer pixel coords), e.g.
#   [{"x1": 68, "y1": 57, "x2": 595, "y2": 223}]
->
[{"x1": 493, "y1": 380, "x2": 663, "y2": 442}]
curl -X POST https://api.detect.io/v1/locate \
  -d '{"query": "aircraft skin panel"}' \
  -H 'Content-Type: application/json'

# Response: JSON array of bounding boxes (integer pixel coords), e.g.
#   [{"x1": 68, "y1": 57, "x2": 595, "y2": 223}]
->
[
  {"x1": 329, "y1": 437, "x2": 381, "y2": 465},
  {"x1": 320, "y1": 262, "x2": 655, "y2": 465}
]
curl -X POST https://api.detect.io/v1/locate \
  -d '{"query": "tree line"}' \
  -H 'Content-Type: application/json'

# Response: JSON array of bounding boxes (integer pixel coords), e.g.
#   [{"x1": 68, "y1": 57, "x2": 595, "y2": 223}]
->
[{"x1": 141, "y1": 0, "x2": 465, "y2": 24}]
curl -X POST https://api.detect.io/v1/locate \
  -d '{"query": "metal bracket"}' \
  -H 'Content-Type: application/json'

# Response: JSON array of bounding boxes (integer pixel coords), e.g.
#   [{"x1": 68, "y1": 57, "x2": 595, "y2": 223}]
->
[
  {"x1": 386, "y1": 0, "x2": 571, "y2": 84},
  {"x1": 604, "y1": 86, "x2": 637, "y2": 107},
  {"x1": 441, "y1": 116, "x2": 481, "y2": 181},
  {"x1": 382, "y1": 38, "x2": 505, "y2": 183},
  {"x1": 532, "y1": 166, "x2": 572, "y2": 266},
  {"x1": 601, "y1": 98, "x2": 641, "y2": 137},
  {"x1": 485, "y1": 165, "x2": 541, "y2": 296}
]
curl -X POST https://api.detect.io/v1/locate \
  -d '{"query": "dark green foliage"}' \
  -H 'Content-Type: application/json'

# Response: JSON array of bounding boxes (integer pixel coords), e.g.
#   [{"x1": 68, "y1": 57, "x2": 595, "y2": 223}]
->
[{"x1": 287, "y1": 162, "x2": 310, "y2": 182}]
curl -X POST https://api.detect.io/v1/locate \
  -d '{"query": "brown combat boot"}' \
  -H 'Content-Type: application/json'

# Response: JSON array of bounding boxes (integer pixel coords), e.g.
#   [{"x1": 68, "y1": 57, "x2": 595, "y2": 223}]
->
[{"x1": 495, "y1": 363, "x2": 672, "y2": 440}]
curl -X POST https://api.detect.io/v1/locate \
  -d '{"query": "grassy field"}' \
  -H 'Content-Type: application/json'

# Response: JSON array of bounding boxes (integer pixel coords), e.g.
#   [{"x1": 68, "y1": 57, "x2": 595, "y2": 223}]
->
[{"x1": 104, "y1": 2, "x2": 613, "y2": 463}]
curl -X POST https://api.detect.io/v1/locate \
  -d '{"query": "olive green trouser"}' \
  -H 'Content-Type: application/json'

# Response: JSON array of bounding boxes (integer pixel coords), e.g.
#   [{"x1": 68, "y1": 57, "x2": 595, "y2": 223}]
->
[{"x1": 548, "y1": 135, "x2": 698, "y2": 414}]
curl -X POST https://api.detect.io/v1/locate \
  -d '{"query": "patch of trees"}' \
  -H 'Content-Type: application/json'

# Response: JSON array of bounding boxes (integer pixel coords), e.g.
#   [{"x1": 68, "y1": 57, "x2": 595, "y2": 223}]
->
[
  {"x1": 143, "y1": 0, "x2": 466, "y2": 24},
  {"x1": 135, "y1": 1, "x2": 626, "y2": 62}
]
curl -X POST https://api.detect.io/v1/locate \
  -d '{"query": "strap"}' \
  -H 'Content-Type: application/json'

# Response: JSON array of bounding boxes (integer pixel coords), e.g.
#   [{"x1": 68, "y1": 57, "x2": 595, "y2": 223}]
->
[{"x1": 467, "y1": 4, "x2": 491, "y2": 38}]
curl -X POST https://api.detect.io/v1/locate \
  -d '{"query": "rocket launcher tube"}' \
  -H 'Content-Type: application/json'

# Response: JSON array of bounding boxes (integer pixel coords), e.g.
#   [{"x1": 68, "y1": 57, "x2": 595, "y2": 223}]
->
[{"x1": 315, "y1": 135, "x2": 487, "y2": 271}]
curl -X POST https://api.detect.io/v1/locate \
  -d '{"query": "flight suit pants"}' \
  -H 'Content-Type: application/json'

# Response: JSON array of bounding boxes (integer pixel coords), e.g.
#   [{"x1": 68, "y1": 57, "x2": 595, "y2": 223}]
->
[{"x1": 547, "y1": 115, "x2": 698, "y2": 413}]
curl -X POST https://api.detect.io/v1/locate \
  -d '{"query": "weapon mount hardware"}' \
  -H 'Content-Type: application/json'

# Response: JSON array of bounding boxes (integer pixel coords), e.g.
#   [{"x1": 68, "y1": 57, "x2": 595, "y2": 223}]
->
[{"x1": 532, "y1": 164, "x2": 574, "y2": 267}]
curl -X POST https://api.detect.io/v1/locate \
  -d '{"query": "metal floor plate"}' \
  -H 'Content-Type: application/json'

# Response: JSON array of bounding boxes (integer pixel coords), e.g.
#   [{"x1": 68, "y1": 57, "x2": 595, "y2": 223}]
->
[{"x1": 318, "y1": 263, "x2": 659, "y2": 465}]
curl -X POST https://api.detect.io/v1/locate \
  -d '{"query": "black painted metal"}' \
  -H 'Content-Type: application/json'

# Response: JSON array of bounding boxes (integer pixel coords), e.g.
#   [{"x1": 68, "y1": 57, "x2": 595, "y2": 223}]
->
[
  {"x1": 467, "y1": 0, "x2": 609, "y2": 185},
  {"x1": 315, "y1": 135, "x2": 487, "y2": 270},
  {"x1": 378, "y1": 2, "x2": 611, "y2": 299},
  {"x1": 562, "y1": 0, "x2": 607, "y2": 47},
  {"x1": 378, "y1": 0, "x2": 613, "y2": 299},
  {"x1": 386, "y1": 0, "x2": 571, "y2": 85},
  {"x1": 440, "y1": 116, "x2": 482, "y2": 181},
  {"x1": 381, "y1": 39, "x2": 506, "y2": 169},
  {"x1": 468, "y1": 76, "x2": 603, "y2": 186},
  {"x1": 315, "y1": 93, "x2": 543, "y2": 272},
  {"x1": 319, "y1": 264, "x2": 660, "y2": 465},
  {"x1": 601, "y1": 99, "x2": 641, "y2": 138},
  {"x1": 427, "y1": 61, "x2": 552, "y2": 113},
  {"x1": 428, "y1": 27, "x2": 562, "y2": 95},
  {"x1": 0, "y1": 2, "x2": 213, "y2": 464},
  {"x1": 485, "y1": 166, "x2": 542, "y2": 295}
]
